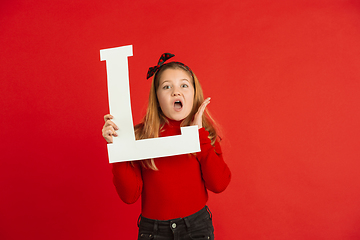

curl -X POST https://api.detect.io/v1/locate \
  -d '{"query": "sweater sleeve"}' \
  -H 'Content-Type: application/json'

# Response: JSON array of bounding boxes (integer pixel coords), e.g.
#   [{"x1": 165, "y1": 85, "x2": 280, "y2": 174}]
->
[
  {"x1": 112, "y1": 161, "x2": 143, "y2": 204},
  {"x1": 196, "y1": 128, "x2": 231, "y2": 193}
]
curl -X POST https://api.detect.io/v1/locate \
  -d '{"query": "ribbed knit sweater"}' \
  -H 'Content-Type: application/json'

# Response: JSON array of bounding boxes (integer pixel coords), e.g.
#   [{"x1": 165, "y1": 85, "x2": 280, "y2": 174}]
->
[{"x1": 112, "y1": 119, "x2": 231, "y2": 220}]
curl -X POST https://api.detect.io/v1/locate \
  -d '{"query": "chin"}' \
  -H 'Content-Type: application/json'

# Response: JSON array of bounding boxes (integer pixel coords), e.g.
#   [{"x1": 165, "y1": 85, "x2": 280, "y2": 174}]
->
[
  {"x1": 169, "y1": 116, "x2": 185, "y2": 121},
  {"x1": 164, "y1": 109, "x2": 191, "y2": 121},
  {"x1": 165, "y1": 113, "x2": 188, "y2": 121}
]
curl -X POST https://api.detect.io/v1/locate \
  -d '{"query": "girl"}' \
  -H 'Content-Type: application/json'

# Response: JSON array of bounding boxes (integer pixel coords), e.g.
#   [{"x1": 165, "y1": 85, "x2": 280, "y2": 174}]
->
[{"x1": 102, "y1": 53, "x2": 231, "y2": 240}]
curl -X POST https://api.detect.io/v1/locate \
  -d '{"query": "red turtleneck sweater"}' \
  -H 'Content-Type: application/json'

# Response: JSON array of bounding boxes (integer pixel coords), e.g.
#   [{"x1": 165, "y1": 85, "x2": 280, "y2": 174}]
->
[{"x1": 111, "y1": 119, "x2": 231, "y2": 220}]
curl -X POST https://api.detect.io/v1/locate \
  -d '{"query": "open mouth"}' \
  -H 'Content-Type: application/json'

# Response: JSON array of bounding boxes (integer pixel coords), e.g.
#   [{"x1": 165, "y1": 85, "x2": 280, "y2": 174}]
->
[{"x1": 174, "y1": 100, "x2": 183, "y2": 110}]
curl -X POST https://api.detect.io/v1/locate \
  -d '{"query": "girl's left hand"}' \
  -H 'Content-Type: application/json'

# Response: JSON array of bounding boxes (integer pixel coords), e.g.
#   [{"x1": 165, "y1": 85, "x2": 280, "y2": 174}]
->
[{"x1": 191, "y1": 97, "x2": 211, "y2": 129}]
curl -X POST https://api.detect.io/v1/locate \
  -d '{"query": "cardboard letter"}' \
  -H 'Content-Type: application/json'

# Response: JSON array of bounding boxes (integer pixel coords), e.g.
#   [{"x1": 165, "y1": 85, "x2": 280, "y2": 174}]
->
[{"x1": 100, "y1": 45, "x2": 200, "y2": 163}]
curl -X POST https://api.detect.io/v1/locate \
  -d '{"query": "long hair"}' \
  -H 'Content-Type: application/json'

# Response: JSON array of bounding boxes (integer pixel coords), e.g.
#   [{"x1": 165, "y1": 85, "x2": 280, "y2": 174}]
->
[{"x1": 134, "y1": 62, "x2": 219, "y2": 170}]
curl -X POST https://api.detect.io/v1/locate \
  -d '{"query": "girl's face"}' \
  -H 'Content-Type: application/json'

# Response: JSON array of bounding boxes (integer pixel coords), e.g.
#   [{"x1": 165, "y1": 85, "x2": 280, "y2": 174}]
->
[{"x1": 157, "y1": 68, "x2": 194, "y2": 121}]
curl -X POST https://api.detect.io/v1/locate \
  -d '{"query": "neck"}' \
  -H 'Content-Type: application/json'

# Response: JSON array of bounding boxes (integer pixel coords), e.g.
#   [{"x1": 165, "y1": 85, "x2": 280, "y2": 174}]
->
[
  {"x1": 165, "y1": 117, "x2": 182, "y2": 127},
  {"x1": 160, "y1": 117, "x2": 183, "y2": 136}
]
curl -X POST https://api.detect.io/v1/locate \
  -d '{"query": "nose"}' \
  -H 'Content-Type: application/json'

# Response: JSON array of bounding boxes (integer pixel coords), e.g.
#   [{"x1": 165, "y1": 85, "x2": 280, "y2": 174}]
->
[{"x1": 171, "y1": 86, "x2": 181, "y2": 96}]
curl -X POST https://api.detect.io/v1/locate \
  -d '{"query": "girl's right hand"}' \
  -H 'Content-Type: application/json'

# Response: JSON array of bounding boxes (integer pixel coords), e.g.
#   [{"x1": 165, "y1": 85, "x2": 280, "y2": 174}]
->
[{"x1": 102, "y1": 114, "x2": 119, "y2": 143}]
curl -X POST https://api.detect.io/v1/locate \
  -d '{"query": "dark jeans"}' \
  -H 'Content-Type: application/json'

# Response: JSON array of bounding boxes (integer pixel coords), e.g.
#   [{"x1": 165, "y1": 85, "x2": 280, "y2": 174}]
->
[{"x1": 137, "y1": 206, "x2": 214, "y2": 240}]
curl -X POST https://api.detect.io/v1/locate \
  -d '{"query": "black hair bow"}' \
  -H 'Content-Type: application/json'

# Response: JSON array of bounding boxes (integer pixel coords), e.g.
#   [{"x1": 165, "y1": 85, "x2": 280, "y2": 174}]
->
[{"x1": 146, "y1": 53, "x2": 175, "y2": 79}]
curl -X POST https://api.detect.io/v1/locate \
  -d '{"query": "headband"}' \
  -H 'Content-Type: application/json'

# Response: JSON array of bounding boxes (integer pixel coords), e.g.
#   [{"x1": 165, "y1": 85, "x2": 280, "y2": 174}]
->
[{"x1": 146, "y1": 53, "x2": 192, "y2": 79}]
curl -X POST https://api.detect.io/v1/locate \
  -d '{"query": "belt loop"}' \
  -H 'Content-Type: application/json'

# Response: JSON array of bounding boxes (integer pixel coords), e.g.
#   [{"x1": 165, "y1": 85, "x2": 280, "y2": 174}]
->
[
  {"x1": 137, "y1": 215, "x2": 142, "y2": 227},
  {"x1": 206, "y1": 206, "x2": 212, "y2": 220},
  {"x1": 154, "y1": 220, "x2": 158, "y2": 234},
  {"x1": 184, "y1": 217, "x2": 191, "y2": 229}
]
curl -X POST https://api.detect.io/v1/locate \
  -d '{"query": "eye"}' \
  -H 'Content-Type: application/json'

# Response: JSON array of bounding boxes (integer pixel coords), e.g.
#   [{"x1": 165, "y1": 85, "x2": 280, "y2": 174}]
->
[
  {"x1": 181, "y1": 84, "x2": 188, "y2": 88},
  {"x1": 162, "y1": 85, "x2": 171, "y2": 89}
]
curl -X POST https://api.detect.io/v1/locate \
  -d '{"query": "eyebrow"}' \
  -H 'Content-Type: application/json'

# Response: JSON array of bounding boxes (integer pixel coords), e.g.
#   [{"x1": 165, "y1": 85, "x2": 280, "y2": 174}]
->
[
  {"x1": 160, "y1": 80, "x2": 171, "y2": 85},
  {"x1": 168, "y1": 79, "x2": 191, "y2": 83},
  {"x1": 160, "y1": 78, "x2": 190, "y2": 84},
  {"x1": 180, "y1": 78, "x2": 190, "y2": 82}
]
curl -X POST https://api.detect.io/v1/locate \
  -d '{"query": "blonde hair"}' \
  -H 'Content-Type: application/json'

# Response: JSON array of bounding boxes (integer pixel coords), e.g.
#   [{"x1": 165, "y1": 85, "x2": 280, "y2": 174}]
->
[{"x1": 134, "y1": 62, "x2": 219, "y2": 170}]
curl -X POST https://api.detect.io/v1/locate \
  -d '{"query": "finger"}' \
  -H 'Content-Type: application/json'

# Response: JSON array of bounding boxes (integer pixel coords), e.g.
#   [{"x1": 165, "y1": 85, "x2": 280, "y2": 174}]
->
[
  {"x1": 104, "y1": 114, "x2": 113, "y2": 122},
  {"x1": 199, "y1": 97, "x2": 211, "y2": 110},
  {"x1": 106, "y1": 135, "x2": 113, "y2": 143},
  {"x1": 102, "y1": 130, "x2": 113, "y2": 143},
  {"x1": 194, "y1": 98, "x2": 211, "y2": 119},
  {"x1": 196, "y1": 100, "x2": 210, "y2": 123},
  {"x1": 102, "y1": 128, "x2": 117, "y2": 143},
  {"x1": 197, "y1": 97, "x2": 211, "y2": 116},
  {"x1": 191, "y1": 98, "x2": 211, "y2": 129},
  {"x1": 203, "y1": 97, "x2": 211, "y2": 105},
  {"x1": 102, "y1": 127, "x2": 111, "y2": 137},
  {"x1": 104, "y1": 126, "x2": 119, "y2": 136},
  {"x1": 104, "y1": 120, "x2": 119, "y2": 130}
]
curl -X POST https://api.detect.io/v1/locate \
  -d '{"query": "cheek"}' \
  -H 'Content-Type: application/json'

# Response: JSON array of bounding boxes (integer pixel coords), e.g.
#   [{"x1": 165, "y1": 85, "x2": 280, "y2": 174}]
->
[
  {"x1": 157, "y1": 94, "x2": 167, "y2": 109},
  {"x1": 187, "y1": 91, "x2": 195, "y2": 108}
]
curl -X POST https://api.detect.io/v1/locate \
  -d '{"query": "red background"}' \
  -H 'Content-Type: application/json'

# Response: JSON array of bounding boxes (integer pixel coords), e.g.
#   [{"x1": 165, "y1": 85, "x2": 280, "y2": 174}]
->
[{"x1": 1, "y1": 1, "x2": 360, "y2": 239}]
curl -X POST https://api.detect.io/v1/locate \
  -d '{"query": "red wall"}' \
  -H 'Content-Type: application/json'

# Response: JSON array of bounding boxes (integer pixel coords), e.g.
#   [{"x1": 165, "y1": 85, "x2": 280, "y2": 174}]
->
[{"x1": 1, "y1": 1, "x2": 360, "y2": 239}]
